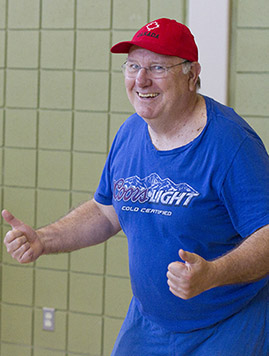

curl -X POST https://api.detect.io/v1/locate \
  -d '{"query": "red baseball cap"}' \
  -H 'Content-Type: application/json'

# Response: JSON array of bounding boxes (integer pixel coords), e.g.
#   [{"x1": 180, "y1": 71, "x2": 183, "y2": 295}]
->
[{"x1": 110, "y1": 18, "x2": 198, "y2": 62}]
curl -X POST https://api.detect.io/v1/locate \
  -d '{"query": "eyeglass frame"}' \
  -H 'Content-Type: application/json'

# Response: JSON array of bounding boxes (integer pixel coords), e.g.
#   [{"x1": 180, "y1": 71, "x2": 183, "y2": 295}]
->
[{"x1": 121, "y1": 60, "x2": 190, "y2": 78}]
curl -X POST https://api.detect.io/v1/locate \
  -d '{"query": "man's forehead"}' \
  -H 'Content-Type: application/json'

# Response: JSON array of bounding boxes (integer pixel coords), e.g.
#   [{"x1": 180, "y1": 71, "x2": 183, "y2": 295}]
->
[{"x1": 127, "y1": 45, "x2": 181, "y2": 62}]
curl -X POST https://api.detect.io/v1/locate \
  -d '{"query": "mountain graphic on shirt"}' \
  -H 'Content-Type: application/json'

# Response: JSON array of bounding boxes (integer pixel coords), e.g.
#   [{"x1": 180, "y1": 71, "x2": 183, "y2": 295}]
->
[{"x1": 124, "y1": 173, "x2": 198, "y2": 195}]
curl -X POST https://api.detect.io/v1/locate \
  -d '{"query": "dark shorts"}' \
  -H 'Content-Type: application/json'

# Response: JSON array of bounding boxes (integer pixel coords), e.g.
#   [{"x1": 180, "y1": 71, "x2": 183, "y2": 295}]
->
[{"x1": 112, "y1": 283, "x2": 269, "y2": 356}]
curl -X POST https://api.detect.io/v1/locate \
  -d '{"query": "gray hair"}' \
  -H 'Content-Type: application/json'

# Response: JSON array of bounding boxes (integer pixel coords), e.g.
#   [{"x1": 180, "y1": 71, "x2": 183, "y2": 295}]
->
[{"x1": 182, "y1": 61, "x2": 201, "y2": 89}]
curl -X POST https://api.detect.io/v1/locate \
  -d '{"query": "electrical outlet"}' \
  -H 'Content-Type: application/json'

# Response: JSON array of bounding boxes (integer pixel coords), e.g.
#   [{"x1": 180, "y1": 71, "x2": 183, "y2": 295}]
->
[{"x1": 43, "y1": 307, "x2": 55, "y2": 331}]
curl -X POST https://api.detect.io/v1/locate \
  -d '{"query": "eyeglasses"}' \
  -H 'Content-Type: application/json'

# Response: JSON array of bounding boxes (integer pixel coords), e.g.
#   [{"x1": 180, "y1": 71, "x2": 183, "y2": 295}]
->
[{"x1": 121, "y1": 60, "x2": 189, "y2": 79}]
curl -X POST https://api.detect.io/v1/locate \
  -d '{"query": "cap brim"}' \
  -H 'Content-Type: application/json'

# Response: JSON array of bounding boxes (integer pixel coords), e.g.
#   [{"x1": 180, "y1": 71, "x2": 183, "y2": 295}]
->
[{"x1": 110, "y1": 41, "x2": 134, "y2": 53}]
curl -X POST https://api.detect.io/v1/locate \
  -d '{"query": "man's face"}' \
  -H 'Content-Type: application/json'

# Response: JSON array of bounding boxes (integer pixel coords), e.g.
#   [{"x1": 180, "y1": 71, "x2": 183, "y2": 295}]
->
[{"x1": 124, "y1": 46, "x2": 191, "y2": 122}]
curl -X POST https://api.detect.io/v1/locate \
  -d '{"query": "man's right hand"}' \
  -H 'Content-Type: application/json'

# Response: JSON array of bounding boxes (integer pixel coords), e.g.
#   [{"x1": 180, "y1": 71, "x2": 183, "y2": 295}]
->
[{"x1": 2, "y1": 210, "x2": 44, "y2": 263}]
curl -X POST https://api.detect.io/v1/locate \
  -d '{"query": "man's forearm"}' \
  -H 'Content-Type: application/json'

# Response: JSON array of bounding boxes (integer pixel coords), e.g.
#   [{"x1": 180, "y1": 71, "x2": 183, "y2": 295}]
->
[
  {"x1": 211, "y1": 224, "x2": 269, "y2": 287},
  {"x1": 38, "y1": 199, "x2": 121, "y2": 255}
]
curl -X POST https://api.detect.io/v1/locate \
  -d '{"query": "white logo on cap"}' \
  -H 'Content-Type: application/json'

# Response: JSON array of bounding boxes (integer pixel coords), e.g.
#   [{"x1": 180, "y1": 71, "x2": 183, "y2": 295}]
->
[{"x1": 146, "y1": 21, "x2": 160, "y2": 31}]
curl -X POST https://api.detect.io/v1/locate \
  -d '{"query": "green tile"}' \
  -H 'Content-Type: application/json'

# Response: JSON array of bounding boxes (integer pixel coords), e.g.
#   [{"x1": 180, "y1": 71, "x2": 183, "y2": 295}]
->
[
  {"x1": 34, "y1": 309, "x2": 66, "y2": 350},
  {"x1": 41, "y1": 30, "x2": 74, "y2": 69},
  {"x1": 0, "y1": 109, "x2": 3, "y2": 145},
  {"x1": 68, "y1": 313, "x2": 102, "y2": 354},
  {"x1": 42, "y1": 0, "x2": 75, "y2": 29},
  {"x1": 8, "y1": 0, "x2": 40, "y2": 29},
  {"x1": 73, "y1": 111, "x2": 108, "y2": 152},
  {"x1": 0, "y1": 30, "x2": 5, "y2": 67},
  {"x1": 76, "y1": 30, "x2": 110, "y2": 70},
  {"x1": 69, "y1": 272, "x2": 103, "y2": 313},
  {"x1": 39, "y1": 110, "x2": 72, "y2": 150},
  {"x1": 238, "y1": 0, "x2": 269, "y2": 27},
  {"x1": 76, "y1": 0, "x2": 111, "y2": 29},
  {"x1": 110, "y1": 72, "x2": 134, "y2": 113},
  {"x1": 3, "y1": 187, "x2": 35, "y2": 226},
  {"x1": 72, "y1": 152, "x2": 107, "y2": 191},
  {"x1": 38, "y1": 150, "x2": 71, "y2": 189},
  {"x1": 111, "y1": 30, "x2": 134, "y2": 71},
  {"x1": 6, "y1": 69, "x2": 38, "y2": 108},
  {"x1": 34, "y1": 349, "x2": 66, "y2": 356},
  {"x1": 106, "y1": 236, "x2": 129, "y2": 277},
  {"x1": 2, "y1": 265, "x2": 34, "y2": 305},
  {"x1": 236, "y1": 29, "x2": 269, "y2": 72},
  {"x1": 0, "y1": 69, "x2": 4, "y2": 107},
  {"x1": 5, "y1": 109, "x2": 37, "y2": 148},
  {"x1": 109, "y1": 113, "x2": 128, "y2": 147},
  {"x1": 0, "y1": 0, "x2": 6, "y2": 29},
  {"x1": 149, "y1": 0, "x2": 184, "y2": 21},
  {"x1": 74, "y1": 71, "x2": 109, "y2": 111},
  {"x1": 105, "y1": 276, "x2": 132, "y2": 318},
  {"x1": 70, "y1": 244, "x2": 105, "y2": 274},
  {"x1": 1, "y1": 304, "x2": 32, "y2": 344},
  {"x1": 246, "y1": 117, "x2": 269, "y2": 152},
  {"x1": 112, "y1": 0, "x2": 148, "y2": 29},
  {"x1": 40, "y1": 70, "x2": 73, "y2": 109},
  {"x1": 235, "y1": 73, "x2": 269, "y2": 117},
  {"x1": 4, "y1": 148, "x2": 36, "y2": 187},
  {"x1": 35, "y1": 269, "x2": 68, "y2": 309},
  {"x1": 36, "y1": 189, "x2": 70, "y2": 227},
  {"x1": 1, "y1": 343, "x2": 32, "y2": 356},
  {"x1": 7, "y1": 30, "x2": 39, "y2": 68},
  {"x1": 103, "y1": 317, "x2": 124, "y2": 356},
  {"x1": 36, "y1": 253, "x2": 69, "y2": 271}
]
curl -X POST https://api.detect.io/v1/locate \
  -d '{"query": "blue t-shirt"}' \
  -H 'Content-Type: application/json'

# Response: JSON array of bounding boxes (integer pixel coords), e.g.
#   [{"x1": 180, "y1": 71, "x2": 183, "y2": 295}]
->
[{"x1": 94, "y1": 96, "x2": 269, "y2": 332}]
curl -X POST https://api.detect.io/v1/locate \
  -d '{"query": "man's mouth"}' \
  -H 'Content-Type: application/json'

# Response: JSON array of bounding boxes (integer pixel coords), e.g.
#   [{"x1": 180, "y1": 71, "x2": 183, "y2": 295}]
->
[{"x1": 137, "y1": 92, "x2": 159, "y2": 98}]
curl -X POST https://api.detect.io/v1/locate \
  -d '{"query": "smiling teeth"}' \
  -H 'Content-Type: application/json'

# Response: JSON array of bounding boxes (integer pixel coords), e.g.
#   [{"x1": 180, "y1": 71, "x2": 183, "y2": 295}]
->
[{"x1": 138, "y1": 93, "x2": 158, "y2": 98}]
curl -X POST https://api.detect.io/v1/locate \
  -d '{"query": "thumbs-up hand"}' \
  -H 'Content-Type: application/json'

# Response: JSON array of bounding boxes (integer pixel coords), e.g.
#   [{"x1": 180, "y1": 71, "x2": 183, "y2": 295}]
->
[
  {"x1": 2, "y1": 210, "x2": 44, "y2": 264},
  {"x1": 167, "y1": 249, "x2": 216, "y2": 299}
]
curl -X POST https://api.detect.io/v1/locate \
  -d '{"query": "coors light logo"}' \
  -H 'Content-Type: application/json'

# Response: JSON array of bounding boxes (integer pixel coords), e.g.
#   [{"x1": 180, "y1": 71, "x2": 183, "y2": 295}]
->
[{"x1": 113, "y1": 173, "x2": 199, "y2": 207}]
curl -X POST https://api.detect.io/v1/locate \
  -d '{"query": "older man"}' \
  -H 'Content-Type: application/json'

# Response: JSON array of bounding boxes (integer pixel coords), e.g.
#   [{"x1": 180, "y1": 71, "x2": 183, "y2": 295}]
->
[{"x1": 3, "y1": 18, "x2": 269, "y2": 355}]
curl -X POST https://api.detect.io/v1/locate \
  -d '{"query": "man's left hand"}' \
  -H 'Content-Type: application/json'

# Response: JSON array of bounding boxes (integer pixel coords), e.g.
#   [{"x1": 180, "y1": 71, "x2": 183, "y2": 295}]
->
[{"x1": 167, "y1": 249, "x2": 216, "y2": 299}]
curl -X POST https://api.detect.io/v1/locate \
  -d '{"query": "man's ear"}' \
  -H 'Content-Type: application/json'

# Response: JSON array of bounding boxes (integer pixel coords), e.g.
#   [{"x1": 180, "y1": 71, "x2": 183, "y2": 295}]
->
[{"x1": 188, "y1": 62, "x2": 201, "y2": 91}]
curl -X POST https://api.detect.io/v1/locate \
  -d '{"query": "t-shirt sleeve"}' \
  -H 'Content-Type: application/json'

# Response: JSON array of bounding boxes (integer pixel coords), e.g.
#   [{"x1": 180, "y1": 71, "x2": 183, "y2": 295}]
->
[{"x1": 220, "y1": 136, "x2": 269, "y2": 238}]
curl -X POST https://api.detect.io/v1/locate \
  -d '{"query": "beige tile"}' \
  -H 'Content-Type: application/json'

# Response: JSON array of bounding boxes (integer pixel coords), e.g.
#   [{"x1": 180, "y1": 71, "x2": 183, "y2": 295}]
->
[
  {"x1": 34, "y1": 309, "x2": 66, "y2": 350},
  {"x1": 76, "y1": 30, "x2": 110, "y2": 70},
  {"x1": 34, "y1": 349, "x2": 66, "y2": 356},
  {"x1": 0, "y1": 30, "x2": 5, "y2": 67},
  {"x1": 245, "y1": 117, "x2": 269, "y2": 152},
  {"x1": 42, "y1": 0, "x2": 74, "y2": 29},
  {"x1": 6, "y1": 69, "x2": 38, "y2": 108},
  {"x1": 4, "y1": 148, "x2": 36, "y2": 187},
  {"x1": 0, "y1": 109, "x2": 3, "y2": 145},
  {"x1": 8, "y1": 0, "x2": 40, "y2": 29},
  {"x1": 7, "y1": 30, "x2": 39, "y2": 68},
  {"x1": 103, "y1": 317, "x2": 124, "y2": 356},
  {"x1": 3, "y1": 187, "x2": 36, "y2": 226},
  {"x1": 74, "y1": 71, "x2": 109, "y2": 111},
  {"x1": 2, "y1": 264, "x2": 34, "y2": 305},
  {"x1": 39, "y1": 110, "x2": 72, "y2": 150},
  {"x1": 109, "y1": 113, "x2": 128, "y2": 147},
  {"x1": 36, "y1": 253, "x2": 69, "y2": 271},
  {"x1": 69, "y1": 272, "x2": 103, "y2": 313},
  {"x1": 36, "y1": 189, "x2": 70, "y2": 227},
  {"x1": 35, "y1": 269, "x2": 68, "y2": 309},
  {"x1": 105, "y1": 276, "x2": 132, "y2": 318},
  {"x1": 76, "y1": 0, "x2": 111, "y2": 29},
  {"x1": 41, "y1": 30, "x2": 74, "y2": 69},
  {"x1": 1, "y1": 343, "x2": 32, "y2": 356},
  {"x1": 1, "y1": 304, "x2": 33, "y2": 344},
  {"x1": 72, "y1": 151, "x2": 107, "y2": 192},
  {"x1": 38, "y1": 150, "x2": 71, "y2": 190},
  {"x1": 5, "y1": 109, "x2": 37, "y2": 148},
  {"x1": 40, "y1": 70, "x2": 73, "y2": 110},
  {"x1": 73, "y1": 111, "x2": 108, "y2": 153},
  {"x1": 0, "y1": 0, "x2": 6, "y2": 29},
  {"x1": 149, "y1": 0, "x2": 184, "y2": 21},
  {"x1": 106, "y1": 236, "x2": 129, "y2": 277},
  {"x1": 70, "y1": 244, "x2": 105, "y2": 274},
  {"x1": 0, "y1": 69, "x2": 3, "y2": 107},
  {"x1": 68, "y1": 313, "x2": 102, "y2": 354},
  {"x1": 110, "y1": 72, "x2": 134, "y2": 113},
  {"x1": 112, "y1": 0, "x2": 148, "y2": 29},
  {"x1": 238, "y1": 0, "x2": 269, "y2": 27}
]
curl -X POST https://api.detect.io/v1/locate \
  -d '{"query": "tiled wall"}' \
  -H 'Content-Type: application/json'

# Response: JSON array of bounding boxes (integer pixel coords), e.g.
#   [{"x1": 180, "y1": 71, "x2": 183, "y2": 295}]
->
[
  {"x1": 0, "y1": 1, "x2": 187, "y2": 355},
  {"x1": 230, "y1": 0, "x2": 269, "y2": 151}
]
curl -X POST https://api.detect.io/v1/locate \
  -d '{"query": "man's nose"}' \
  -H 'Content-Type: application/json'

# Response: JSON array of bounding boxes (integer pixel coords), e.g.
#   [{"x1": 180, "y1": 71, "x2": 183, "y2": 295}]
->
[{"x1": 135, "y1": 68, "x2": 152, "y2": 87}]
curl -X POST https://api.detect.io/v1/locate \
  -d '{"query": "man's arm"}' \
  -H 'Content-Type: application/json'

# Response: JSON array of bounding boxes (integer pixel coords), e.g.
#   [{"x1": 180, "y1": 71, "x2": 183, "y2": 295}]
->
[
  {"x1": 167, "y1": 224, "x2": 269, "y2": 299},
  {"x1": 2, "y1": 199, "x2": 121, "y2": 264}
]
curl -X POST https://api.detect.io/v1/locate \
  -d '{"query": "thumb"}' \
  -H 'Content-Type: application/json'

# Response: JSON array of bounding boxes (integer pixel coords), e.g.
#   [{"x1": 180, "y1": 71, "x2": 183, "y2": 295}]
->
[
  {"x1": 179, "y1": 249, "x2": 200, "y2": 265},
  {"x1": 2, "y1": 210, "x2": 33, "y2": 239}
]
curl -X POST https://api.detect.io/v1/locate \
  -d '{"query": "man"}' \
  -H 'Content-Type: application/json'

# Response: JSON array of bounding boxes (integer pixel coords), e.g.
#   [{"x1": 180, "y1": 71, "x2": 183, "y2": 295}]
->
[{"x1": 3, "y1": 18, "x2": 269, "y2": 355}]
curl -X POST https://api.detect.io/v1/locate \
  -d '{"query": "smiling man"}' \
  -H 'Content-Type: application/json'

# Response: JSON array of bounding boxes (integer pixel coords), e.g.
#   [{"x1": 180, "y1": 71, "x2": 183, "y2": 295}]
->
[{"x1": 3, "y1": 18, "x2": 269, "y2": 356}]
